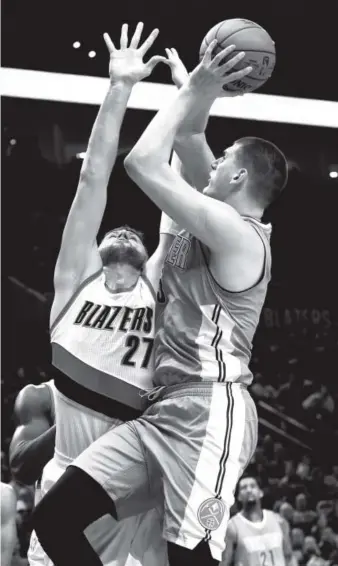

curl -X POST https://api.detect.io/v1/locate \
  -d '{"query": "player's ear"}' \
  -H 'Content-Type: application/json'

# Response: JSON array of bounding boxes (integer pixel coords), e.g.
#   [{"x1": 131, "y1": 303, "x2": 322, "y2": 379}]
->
[
  {"x1": 230, "y1": 168, "x2": 247, "y2": 184},
  {"x1": 259, "y1": 489, "x2": 264, "y2": 499}
]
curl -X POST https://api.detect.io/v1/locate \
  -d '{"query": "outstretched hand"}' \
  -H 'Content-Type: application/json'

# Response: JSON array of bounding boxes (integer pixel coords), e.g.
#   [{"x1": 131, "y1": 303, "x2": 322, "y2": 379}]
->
[
  {"x1": 103, "y1": 22, "x2": 167, "y2": 85},
  {"x1": 188, "y1": 40, "x2": 252, "y2": 99},
  {"x1": 164, "y1": 48, "x2": 189, "y2": 89}
]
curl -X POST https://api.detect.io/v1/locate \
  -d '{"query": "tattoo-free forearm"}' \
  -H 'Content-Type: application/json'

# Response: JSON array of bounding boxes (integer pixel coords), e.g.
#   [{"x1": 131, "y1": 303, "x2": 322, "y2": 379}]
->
[
  {"x1": 127, "y1": 85, "x2": 211, "y2": 166},
  {"x1": 81, "y1": 81, "x2": 133, "y2": 184},
  {"x1": 10, "y1": 425, "x2": 56, "y2": 484}
]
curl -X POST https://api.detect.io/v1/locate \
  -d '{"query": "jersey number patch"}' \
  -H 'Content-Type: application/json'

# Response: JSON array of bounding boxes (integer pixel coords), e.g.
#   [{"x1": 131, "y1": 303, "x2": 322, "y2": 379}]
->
[
  {"x1": 260, "y1": 550, "x2": 275, "y2": 565},
  {"x1": 121, "y1": 335, "x2": 154, "y2": 369}
]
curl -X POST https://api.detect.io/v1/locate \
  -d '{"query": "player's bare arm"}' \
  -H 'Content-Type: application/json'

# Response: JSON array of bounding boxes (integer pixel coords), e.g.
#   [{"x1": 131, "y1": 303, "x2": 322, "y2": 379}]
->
[
  {"x1": 51, "y1": 22, "x2": 165, "y2": 327},
  {"x1": 9, "y1": 384, "x2": 55, "y2": 485},
  {"x1": 125, "y1": 42, "x2": 264, "y2": 291},
  {"x1": 277, "y1": 515, "x2": 297, "y2": 566},
  {"x1": 220, "y1": 519, "x2": 237, "y2": 566},
  {"x1": 1, "y1": 482, "x2": 17, "y2": 566},
  {"x1": 166, "y1": 47, "x2": 216, "y2": 191}
]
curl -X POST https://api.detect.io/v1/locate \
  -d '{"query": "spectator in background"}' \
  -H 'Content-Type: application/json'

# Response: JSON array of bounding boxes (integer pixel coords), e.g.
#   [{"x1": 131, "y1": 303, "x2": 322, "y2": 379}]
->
[
  {"x1": 291, "y1": 528, "x2": 306, "y2": 564},
  {"x1": 293, "y1": 493, "x2": 318, "y2": 535},
  {"x1": 280, "y1": 502, "x2": 295, "y2": 526},
  {"x1": 15, "y1": 488, "x2": 33, "y2": 559},
  {"x1": 318, "y1": 527, "x2": 338, "y2": 562},
  {"x1": 302, "y1": 385, "x2": 335, "y2": 426}
]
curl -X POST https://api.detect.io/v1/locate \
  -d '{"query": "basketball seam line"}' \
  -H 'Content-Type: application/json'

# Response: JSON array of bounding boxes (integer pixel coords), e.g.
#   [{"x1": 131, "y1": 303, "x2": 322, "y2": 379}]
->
[{"x1": 215, "y1": 25, "x2": 263, "y2": 46}]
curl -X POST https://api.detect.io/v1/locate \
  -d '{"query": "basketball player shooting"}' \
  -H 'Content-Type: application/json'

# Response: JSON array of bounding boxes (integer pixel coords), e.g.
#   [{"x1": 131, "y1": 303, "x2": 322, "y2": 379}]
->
[
  {"x1": 221, "y1": 476, "x2": 295, "y2": 566},
  {"x1": 33, "y1": 37, "x2": 288, "y2": 566},
  {"x1": 30, "y1": 22, "x2": 170, "y2": 566}
]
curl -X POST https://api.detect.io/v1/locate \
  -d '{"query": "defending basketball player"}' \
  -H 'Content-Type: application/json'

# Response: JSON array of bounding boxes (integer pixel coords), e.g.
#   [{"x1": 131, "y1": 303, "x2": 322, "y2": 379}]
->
[
  {"x1": 30, "y1": 22, "x2": 169, "y2": 566},
  {"x1": 221, "y1": 476, "x2": 296, "y2": 566},
  {"x1": 32, "y1": 35, "x2": 288, "y2": 566}
]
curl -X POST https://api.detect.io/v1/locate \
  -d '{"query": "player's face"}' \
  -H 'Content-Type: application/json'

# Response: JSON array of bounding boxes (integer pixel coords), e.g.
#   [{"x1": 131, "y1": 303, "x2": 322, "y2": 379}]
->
[
  {"x1": 99, "y1": 227, "x2": 148, "y2": 270},
  {"x1": 237, "y1": 477, "x2": 262, "y2": 505},
  {"x1": 203, "y1": 144, "x2": 245, "y2": 201}
]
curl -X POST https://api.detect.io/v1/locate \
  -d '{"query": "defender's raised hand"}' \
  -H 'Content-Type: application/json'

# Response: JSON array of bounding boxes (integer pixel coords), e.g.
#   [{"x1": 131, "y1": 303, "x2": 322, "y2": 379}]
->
[
  {"x1": 165, "y1": 48, "x2": 189, "y2": 89},
  {"x1": 103, "y1": 22, "x2": 166, "y2": 85},
  {"x1": 188, "y1": 40, "x2": 252, "y2": 99}
]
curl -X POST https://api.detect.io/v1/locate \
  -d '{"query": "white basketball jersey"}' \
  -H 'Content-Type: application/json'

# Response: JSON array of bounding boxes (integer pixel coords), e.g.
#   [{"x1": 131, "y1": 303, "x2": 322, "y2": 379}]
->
[{"x1": 50, "y1": 270, "x2": 157, "y2": 417}]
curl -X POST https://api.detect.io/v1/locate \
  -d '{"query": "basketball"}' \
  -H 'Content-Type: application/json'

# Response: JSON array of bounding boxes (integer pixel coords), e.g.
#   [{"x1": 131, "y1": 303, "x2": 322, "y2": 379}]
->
[{"x1": 199, "y1": 19, "x2": 276, "y2": 94}]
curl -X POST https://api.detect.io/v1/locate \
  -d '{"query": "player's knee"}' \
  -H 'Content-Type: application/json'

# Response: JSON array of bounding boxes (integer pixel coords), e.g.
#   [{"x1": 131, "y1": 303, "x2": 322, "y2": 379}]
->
[
  {"x1": 32, "y1": 465, "x2": 117, "y2": 539},
  {"x1": 167, "y1": 541, "x2": 219, "y2": 566}
]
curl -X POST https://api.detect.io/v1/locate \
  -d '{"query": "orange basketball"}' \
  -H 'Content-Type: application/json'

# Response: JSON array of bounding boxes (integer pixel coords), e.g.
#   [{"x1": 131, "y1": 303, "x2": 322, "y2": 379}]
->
[{"x1": 199, "y1": 18, "x2": 276, "y2": 94}]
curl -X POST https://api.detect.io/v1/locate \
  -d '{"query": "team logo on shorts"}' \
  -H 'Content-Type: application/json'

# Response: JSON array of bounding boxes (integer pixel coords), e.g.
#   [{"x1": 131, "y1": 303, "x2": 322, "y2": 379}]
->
[{"x1": 198, "y1": 498, "x2": 225, "y2": 530}]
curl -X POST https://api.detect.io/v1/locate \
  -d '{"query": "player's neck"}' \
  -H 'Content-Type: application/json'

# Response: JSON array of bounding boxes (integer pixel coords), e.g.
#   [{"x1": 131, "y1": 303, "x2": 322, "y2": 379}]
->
[
  {"x1": 103, "y1": 264, "x2": 140, "y2": 293},
  {"x1": 225, "y1": 193, "x2": 263, "y2": 221},
  {"x1": 242, "y1": 506, "x2": 264, "y2": 523}
]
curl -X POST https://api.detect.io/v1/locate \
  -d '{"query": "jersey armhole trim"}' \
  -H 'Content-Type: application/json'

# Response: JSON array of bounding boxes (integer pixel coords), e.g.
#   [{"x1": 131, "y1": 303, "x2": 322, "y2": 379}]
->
[
  {"x1": 50, "y1": 268, "x2": 103, "y2": 335},
  {"x1": 199, "y1": 225, "x2": 268, "y2": 296},
  {"x1": 141, "y1": 273, "x2": 157, "y2": 303}
]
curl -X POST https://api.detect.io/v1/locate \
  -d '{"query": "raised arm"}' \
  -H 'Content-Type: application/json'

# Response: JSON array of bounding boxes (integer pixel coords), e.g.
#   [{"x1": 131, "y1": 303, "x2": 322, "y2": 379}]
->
[
  {"x1": 9, "y1": 384, "x2": 55, "y2": 485},
  {"x1": 51, "y1": 22, "x2": 165, "y2": 327},
  {"x1": 166, "y1": 48, "x2": 216, "y2": 191},
  {"x1": 124, "y1": 44, "x2": 252, "y2": 252}
]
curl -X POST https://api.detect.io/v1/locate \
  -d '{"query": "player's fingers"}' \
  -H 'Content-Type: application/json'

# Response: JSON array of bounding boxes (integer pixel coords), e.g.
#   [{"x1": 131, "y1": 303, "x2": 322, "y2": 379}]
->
[
  {"x1": 211, "y1": 44, "x2": 236, "y2": 67},
  {"x1": 219, "y1": 52, "x2": 246, "y2": 74},
  {"x1": 139, "y1": 28, "x2": 159, "y2": 54},
  {"x1": 146, "y1": 55, "x2": 168, "y2": 72},
  {"x1": 130, "y1": 22, "x2": 144, "y2": 48},
  {"x1": 120, "y1": 23, "x2": 128, "y2": 49},
  {"x1": 201, "y1": 39, "x2": 217, "y2": 64},
  {"x1": 165, "y1": 48, "x2": 173, "y2": 60},
  {"x1": 171, "y1": 48, "x2": 180, "y2": 59},
  {"x1": 223, "y1": 66, "x2": 252, "y2": 83},
  {"x1": 103, "y1": 33, "x2": 115, "y2": 53}
]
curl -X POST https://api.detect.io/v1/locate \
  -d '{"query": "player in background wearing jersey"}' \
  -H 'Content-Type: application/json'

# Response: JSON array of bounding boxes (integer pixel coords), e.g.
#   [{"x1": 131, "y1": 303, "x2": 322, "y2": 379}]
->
[
  {"x1": 32, "y1": 39, "x2": 288, "y2": 566},
  {"x1": 1, "y1": 482, "x2": 17, "y2": 566},
  {"x1": 221, "y1": 476, "x2": 296, "y2": 566},
  {"x1": 30, "y1": 22, "x2": 169, "y2": 566},
  {"x1": 9, "y1": 381, "x2": 56, "y2": 566}
]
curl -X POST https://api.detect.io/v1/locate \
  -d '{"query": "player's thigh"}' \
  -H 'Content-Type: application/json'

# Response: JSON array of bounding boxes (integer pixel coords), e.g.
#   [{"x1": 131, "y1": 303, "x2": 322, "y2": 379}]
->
[
  {"x1": 73, "y1": 420, "x2": 155, "y2": 519},
  {"x1": 144, "y1": 383, "x2": 257, "y2": 562}
]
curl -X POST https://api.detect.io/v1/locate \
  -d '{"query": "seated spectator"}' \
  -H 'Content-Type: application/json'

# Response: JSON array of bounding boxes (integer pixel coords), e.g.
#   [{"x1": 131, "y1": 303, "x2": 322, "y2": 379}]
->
[
  {"x1": 292, "y1": 527, "x2": 306, "y2": 565},
  {"x1": 318, "y1": 527, "x2": 338, "y2": 562},
  {"x1": 280, "y1": 501, "x2": 295, "y2": 525},
  {"x1": 293, "y1": 493, "x2": 318, "y2": 535}
]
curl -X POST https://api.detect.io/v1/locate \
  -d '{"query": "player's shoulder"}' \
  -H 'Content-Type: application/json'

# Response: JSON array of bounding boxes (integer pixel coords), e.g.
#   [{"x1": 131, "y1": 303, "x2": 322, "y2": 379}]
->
[
  {"x1": 14, "y1": 383, "x2": 52, "y2": 421},
  {"x1": 269, "y1": 510, "x2": 288, "y2": 529},
  {"x1": 227, "y1": 514, "x2": 239, "y2": 536}
]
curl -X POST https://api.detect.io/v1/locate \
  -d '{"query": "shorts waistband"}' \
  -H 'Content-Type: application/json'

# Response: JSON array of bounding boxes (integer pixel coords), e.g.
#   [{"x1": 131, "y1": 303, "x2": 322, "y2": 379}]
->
[{"x1": 145, "y1": 381, "x2": 247, "y2": 403}]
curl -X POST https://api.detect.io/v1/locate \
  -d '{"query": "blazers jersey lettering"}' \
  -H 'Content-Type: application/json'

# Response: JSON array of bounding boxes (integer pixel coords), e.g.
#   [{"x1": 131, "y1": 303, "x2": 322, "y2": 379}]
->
[
  {"x1": 50, "y1": 270, "x2": 157, "y2": 417},
  {"x1": 155, "y1": 218, "x2": 271, "y2": 387},
  {"x1": 226, "y1": 510, "x2": 286, "y2": 566}
]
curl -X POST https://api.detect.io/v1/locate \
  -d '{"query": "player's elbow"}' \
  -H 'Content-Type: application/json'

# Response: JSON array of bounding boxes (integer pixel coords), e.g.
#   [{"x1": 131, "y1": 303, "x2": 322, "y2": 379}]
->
[{"x1": 124, "y1": 150, "x2": 158, "y2": 179}]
